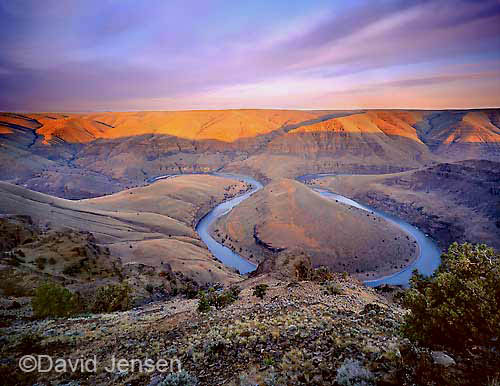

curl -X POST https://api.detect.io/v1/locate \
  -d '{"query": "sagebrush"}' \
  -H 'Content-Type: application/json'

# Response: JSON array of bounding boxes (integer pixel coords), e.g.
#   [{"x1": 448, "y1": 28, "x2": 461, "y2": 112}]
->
[{"x1": 32, "y1": 282, "x2": 82, "y2": 318}]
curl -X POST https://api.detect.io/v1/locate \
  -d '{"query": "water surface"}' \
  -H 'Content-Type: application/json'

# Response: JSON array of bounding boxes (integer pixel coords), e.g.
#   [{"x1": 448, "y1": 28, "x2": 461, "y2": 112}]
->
[
  {"x1": 148, "y1": 173, "x2": 262, "y2": 274},
  {"x1": 195, "y1": 173, "x2": 262, "y2": 274}
]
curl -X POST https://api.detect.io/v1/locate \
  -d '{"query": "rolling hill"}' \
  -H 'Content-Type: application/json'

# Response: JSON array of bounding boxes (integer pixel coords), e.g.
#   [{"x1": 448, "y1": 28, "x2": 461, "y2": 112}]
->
[
  {"x1": 211, "y1": 178, "x2": 417, "y2": 280},
  {"x1": 308, "y1": 160, "x2": 500, "y2": 251},
  {"x1": 0, "y1": 175, "x2": 250, "y2": 286}
]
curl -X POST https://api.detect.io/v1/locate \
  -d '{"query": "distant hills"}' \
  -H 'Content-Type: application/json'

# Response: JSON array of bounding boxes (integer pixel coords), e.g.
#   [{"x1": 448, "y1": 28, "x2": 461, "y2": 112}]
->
[
  {"x1": 2, "y1": 109, "x2": 499, "y2": 145},
  {"x1": 1, "y1": 109, "x2": 499, "y2": 198},
  {"x1": 1, "y1": 110, "x2": 333, "y2": 143}
]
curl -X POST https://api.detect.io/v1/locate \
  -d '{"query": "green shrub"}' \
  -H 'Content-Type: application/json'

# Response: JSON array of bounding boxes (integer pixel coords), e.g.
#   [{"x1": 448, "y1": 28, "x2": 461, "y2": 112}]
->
[
  {"x1": 402, "y1": 242, "x2": 500, "y2": 350},
  {"x1": 170, "y1": 286, "x2": 178, "y2": 296},
  {"x1": 197, "y1": 291, "x2": 211, "y2": 313},
  {"x1": 197, "y1": 285, "x2": 241, "y2": 313},
  {"x1": 92, "y1": 283, "x2": 131, "y2": 313},
  {"x1": 262, "y1": 356, "x2": 275, "y2": 366},
  {"x1": 182, "y1": 283, "x2": 198, "y2": 299},
  {"x1": 228, "y1": 285, "x2": 242, "y2": 298},
  {"x1": 35, "y1": 257, "x2": 47, "y2": 270},
  {"x1": 62, "y1": 263, "x2": 81, "y2": 276},
  {"x1": 212, "y1": 285, "x2": 240, "y2": 308},
  {"x1": 323, "y1": 281, "x2": 344, "y2": 295},
  {"x1": 253, "y1": 284, "x2": 268, "y2": 299},
  {"x1": 32, "y1": 282, "x2": 81, "y2": 318}
]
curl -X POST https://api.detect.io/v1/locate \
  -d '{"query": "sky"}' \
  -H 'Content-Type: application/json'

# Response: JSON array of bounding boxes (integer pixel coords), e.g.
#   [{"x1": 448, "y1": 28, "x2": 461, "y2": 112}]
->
[{"x1": 0, "y1": 0, "x2": 499, "y2": 111}]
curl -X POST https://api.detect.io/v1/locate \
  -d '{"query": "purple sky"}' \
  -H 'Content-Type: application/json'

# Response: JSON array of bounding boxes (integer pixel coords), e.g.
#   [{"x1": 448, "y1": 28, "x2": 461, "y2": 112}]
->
[{"x1": 1, "y1": 0, "x2": 499, "y2": 111}]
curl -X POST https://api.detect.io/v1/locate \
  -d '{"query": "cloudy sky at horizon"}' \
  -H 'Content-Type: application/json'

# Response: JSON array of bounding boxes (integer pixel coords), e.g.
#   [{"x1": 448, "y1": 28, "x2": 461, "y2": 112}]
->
[{"x1": 1, "y1": 0, "x2": 499, "y2": 111}]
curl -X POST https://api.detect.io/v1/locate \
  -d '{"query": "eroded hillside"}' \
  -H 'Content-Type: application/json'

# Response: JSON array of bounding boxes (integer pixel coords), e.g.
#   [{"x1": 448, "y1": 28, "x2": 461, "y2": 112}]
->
[{"x1": 1, "y1": 109, "x2": 500, "y2": 198}]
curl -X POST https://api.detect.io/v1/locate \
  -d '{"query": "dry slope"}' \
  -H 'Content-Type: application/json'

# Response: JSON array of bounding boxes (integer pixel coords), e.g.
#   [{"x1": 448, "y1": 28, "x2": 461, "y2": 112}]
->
[
  {"x1": 212, "y1": 178, "x2": 417, "y2": 280},
  {"x1": 2, "y1": 109, "x2": 500, "y2": 199},
  {"x1": 26, "y1": 110, "x2": 333, "y2": 143},
  {"x1": 308, "y1": 160, "x2": 500, "y2": 251},
  {"x1": 0, "y1": 175, "x2": 250, "y2": 285}
]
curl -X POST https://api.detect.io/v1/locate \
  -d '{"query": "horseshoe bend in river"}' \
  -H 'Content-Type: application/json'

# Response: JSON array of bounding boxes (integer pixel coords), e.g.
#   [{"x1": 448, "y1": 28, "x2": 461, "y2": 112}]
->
[{"x1": 149, "y1": 173, "x2": 441, "y2": 287}]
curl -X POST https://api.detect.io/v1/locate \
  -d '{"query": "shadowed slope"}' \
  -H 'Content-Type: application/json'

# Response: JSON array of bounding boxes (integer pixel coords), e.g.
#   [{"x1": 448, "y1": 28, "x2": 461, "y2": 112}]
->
[
  {"x1": 421, "y1": 111, "x2": 500, "y2": 145},
  {"x1": 415, "y1": 110, "x2": 500, "y2": 159},
  {"x1": 266, "y1": 111, "x2": 432, "y2": 162},
  {"x1": 289, "y1": 111, "x2": 425, "y2": 141},
  {"x1": 1, "y1": 109, "x2": 500, "y2": 199},
  {"x1": 309, "y1": 160, "x2": 500, "y2": 251}
]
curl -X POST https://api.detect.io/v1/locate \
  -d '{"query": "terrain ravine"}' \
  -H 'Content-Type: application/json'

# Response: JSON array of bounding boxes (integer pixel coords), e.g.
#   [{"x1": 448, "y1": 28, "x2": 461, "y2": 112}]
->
[{"x1": 149, "y1": 173, "x2": 441, "y2": 286}]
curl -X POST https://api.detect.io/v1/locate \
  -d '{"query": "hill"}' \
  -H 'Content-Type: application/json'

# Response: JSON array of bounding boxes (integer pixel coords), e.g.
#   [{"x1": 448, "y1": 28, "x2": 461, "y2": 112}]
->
[
  {"x1": 0, "y1": 175, "x2": 250, "y2": 287},
  {"x1": 415, "y1": 110, "x2": 500, "y2": 159},
  {"x1": 211, "y1": 178, "x2": 417, "y2": 280},
  {"x1": 26, "y1": 110, "x2": 334, "y2": 144},
  {"x1": 308, "y1": 160, "x2": 500, "y2": 251},
  {"x1": 1, "y1": 109, "x2": 500, "y2": 198}
]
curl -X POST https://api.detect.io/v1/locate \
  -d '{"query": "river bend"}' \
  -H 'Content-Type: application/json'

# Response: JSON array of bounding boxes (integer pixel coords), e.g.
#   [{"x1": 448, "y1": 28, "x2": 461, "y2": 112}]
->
[{"x1": 149, "y1": 173, "x2": 440, "y2": 286}]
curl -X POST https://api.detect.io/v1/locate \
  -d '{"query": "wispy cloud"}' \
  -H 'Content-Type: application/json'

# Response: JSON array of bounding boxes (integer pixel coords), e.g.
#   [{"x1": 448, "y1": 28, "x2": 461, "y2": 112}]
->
[{"x1": 0, "y1": 0, "x2": 499, "y2": 111}]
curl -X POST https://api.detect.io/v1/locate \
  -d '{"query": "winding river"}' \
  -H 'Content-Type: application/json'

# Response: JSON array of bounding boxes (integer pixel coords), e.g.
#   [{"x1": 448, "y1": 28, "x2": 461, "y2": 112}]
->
[
  {"x1": 298, "y1": 174, "x2": 441, "y2": 286},
  {"x1": 196, "y1": 173, "x2": 262, "y2": 275},
  {"x1": 149, "y1": 172, "x2": 441, "y2": 287},
  {"x1": 148, "y1": 173, "x2": 262, "y2": 274}
]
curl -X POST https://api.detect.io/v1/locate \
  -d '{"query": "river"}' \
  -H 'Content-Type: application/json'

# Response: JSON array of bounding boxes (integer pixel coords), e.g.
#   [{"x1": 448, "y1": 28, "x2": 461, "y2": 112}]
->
[
  {"x1": 298, "y1": 174, "x2": 441, "y2": 286},
  {"x1": 149, "y1": 172, "x2": 441, "y2": 286},
  {"x1": 195, "y1": 173, "x2": 262, "y2": 274},
  {"x1": 147, "y1": 173, "x2": 262, "y2": 274}
]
